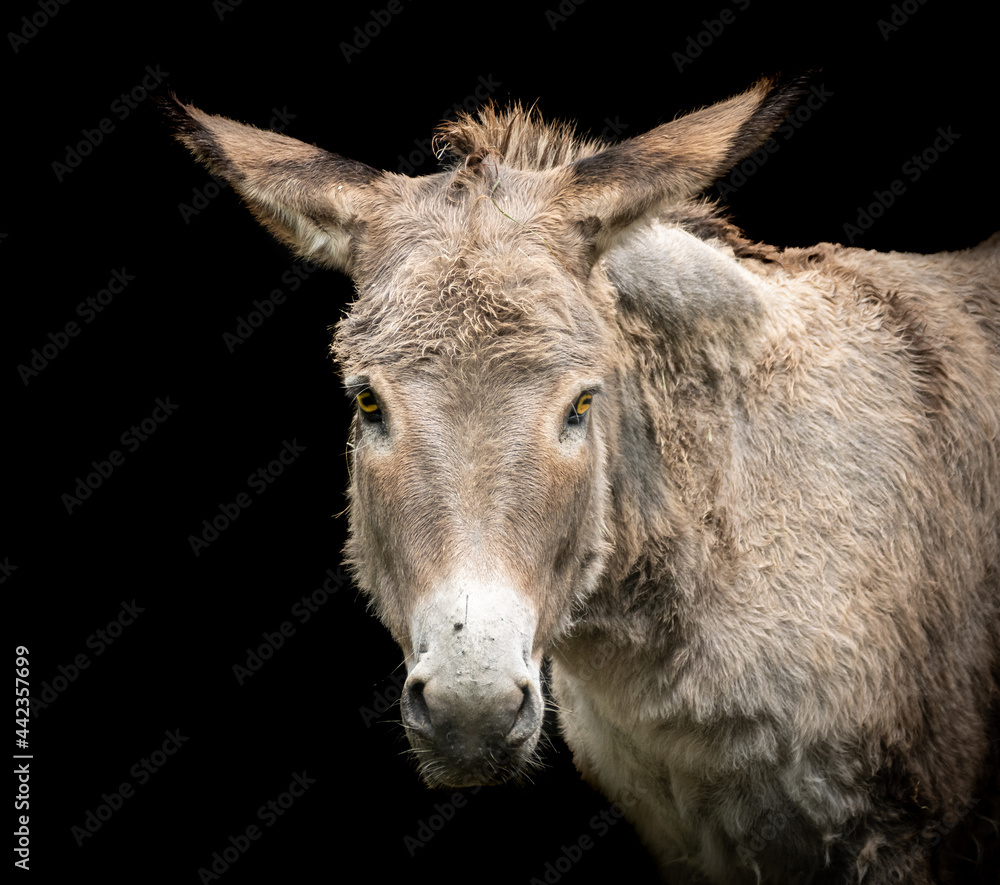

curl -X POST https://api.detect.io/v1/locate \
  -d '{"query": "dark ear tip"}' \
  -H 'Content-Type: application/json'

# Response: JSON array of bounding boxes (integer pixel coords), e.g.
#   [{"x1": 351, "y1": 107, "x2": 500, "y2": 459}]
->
[
  {"x1": 152, "y1": 85, "x2": 179, "y2": 112},
  {"x1": 155, "y1": 90, "x2": 231, "y2": 176},
  {"x1": 722, "y1": 69, "x2": 823, "y2": 170},
  {"x1": 154, "y1": 87, "x2": 201, "y2": 135},
  {"x1": 763, "y1": 69, "x2": 822, "y2": 108}
]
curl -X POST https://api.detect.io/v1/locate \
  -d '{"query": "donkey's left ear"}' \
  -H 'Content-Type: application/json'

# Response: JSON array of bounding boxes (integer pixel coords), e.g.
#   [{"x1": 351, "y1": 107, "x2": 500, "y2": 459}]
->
[
  {"x1": 164, "y1": 93, "x2": 379, "y2": 273},
  {"x1": 558, "y1": 76, "x2": 809, "y2": 255}
]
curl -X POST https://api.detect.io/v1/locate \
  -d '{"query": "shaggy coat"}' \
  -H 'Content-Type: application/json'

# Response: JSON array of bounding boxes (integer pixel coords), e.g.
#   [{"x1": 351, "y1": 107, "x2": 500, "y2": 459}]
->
[{"x1": 168, "y1": 78, "x2": 1000, "y2": 883}]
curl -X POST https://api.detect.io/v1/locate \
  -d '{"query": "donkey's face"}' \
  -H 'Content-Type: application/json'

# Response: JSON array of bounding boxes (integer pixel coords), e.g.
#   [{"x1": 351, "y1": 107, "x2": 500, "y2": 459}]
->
[
  {"x1": 169, "y1": 76, "x2": 806, "y2": 786},
  {"x1": 344, "y1": 353, "x2": 612, "y2": 784}
]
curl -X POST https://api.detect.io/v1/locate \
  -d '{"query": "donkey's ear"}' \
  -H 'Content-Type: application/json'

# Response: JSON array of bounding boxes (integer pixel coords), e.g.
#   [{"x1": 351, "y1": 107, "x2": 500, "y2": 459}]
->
[
  {"x1": 164, "y1": 93, "x2": 379, "y2": 272},
  {"x1": 559, "y1": 76, "x2": 808, "y2": 254}
]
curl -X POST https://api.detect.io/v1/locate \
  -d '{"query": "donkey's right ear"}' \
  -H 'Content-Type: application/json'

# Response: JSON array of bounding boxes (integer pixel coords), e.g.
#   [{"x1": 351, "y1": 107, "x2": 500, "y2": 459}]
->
[{"x1": 163, "y1": 93, "x2": 379, "y2": 273}]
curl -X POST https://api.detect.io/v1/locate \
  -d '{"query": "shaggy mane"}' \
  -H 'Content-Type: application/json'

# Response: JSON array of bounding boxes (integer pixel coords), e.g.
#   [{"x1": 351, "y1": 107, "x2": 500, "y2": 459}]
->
[{"x1": 433, "y1": 101, "x2": 606, "y2": 172}]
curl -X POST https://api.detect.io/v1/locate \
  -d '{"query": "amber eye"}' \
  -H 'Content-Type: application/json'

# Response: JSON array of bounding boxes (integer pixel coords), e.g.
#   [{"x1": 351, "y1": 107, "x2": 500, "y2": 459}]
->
[
  {"x1": 566, "y1": 392, "x2": 593, "y2": 426},
  {"x1": 355, "y1": 389, "x2": 383, "y2": 423}
]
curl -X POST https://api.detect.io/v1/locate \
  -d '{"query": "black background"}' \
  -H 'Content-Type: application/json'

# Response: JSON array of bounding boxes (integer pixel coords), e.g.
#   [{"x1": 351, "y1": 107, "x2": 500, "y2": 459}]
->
[{"x1": 7, "y1": 1, "x2": 997, "y2": 882}]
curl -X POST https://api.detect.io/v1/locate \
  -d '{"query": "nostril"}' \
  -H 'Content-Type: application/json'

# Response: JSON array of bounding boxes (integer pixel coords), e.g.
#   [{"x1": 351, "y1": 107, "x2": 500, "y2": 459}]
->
[
  {"x1": 507, "y1": 684, "x2": 539, "y2": 747},
  {"x1": 402, "y1": 680, "x2": 434, "y2": 738}
]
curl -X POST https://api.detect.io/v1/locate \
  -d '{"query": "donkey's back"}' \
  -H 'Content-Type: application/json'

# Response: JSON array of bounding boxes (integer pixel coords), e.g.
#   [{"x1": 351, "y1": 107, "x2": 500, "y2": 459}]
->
[{"x1": 810, "y1": 232, "x2": 999, "y2": 329}]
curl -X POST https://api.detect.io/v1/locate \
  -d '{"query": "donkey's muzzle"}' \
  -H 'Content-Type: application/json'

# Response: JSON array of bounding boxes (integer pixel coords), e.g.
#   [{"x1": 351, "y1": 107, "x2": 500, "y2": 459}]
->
[
  {"x1": 401, "y1": 675, "x2": 541, "y2": 783},
  {"x1": 402, "y1": 580, "x2": 542, "y2": 786}
]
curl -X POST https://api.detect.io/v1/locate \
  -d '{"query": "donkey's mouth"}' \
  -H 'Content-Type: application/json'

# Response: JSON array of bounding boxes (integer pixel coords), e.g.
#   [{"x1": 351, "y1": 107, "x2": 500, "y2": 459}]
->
[
  {"x1": 402, "y1": 675, "x2": 544, "y2": 787},
  {"x1": 405, "y1": 718, "x2": 543, "y2": 789}
]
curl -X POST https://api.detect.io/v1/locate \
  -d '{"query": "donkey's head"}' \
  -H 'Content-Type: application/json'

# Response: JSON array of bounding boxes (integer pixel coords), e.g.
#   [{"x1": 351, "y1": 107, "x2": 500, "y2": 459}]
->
[{"x1": 169, "y1": 77, "x2": 804, "y2": 786}]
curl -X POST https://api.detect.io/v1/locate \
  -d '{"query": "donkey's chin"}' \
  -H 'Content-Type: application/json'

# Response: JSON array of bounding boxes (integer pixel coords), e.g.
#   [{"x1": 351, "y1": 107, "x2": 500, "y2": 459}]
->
[{"x1": 407, "y1": 728, "x2": 543, "y2": 789}]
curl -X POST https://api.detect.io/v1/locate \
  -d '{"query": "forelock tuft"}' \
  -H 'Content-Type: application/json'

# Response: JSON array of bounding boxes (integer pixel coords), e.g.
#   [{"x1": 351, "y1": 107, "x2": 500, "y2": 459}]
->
[{"x1": 432, "y1": 102, "x2": 607, "y2": 173}]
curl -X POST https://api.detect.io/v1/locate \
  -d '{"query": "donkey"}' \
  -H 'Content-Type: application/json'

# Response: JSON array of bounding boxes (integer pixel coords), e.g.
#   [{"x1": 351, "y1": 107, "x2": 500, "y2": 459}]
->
[{"x1": 168, "y1": 77, "x2": 1000, "y2": 883}]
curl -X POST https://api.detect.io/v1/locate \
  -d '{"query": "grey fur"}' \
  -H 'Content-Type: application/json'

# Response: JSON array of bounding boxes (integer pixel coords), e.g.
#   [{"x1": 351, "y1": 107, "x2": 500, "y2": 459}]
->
[{"x1": 169, "y1": 80, "x2": 1000, "y2": 883}]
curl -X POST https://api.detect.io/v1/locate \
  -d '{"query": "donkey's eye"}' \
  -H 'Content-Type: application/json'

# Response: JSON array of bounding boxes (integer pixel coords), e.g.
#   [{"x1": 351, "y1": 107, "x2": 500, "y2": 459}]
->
[
  {"x1": 355, "y1": 389, "x2": 383, "y2": 423},
  {"x1": 566, "y1": 392, "x2": 594, "y2": 426}
]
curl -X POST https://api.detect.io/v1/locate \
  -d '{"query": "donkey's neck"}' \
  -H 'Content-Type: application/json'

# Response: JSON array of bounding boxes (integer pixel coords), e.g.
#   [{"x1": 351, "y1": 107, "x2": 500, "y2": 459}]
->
[{"x1": 586, "y1": 224, "x2": 780, "y2": 642}]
